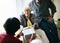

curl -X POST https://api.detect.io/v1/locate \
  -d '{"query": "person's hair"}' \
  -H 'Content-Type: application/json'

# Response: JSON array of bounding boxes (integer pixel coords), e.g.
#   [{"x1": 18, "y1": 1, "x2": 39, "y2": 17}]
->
[
  {"x1": 24, "y1": 6, "x2": 31, "y2": 11},
  {"x1": 3, "y1": 17, "x2": 20, "y2": 35}
]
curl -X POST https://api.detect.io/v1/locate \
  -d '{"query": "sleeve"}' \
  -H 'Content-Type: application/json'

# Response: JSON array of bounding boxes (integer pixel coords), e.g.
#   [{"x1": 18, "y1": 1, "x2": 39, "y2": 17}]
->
[
  {"x1": 29, "y1": 38, "x2": 33, "y2": 43},
  {"x1": 48, "y1": 0, "x2": 56, "y2": 14},
  {"x1": 39, "y1": 29, "x2": 49, "y2": 43},
  {"x1": 29, "y1": 1, "x2": 34, "y2": 11},
  {"x1": 20, "y1": 15, "x2": 24, "y2": 26},
  {"x1": 32, "y1": 14, "x2": 39, "y2": 29}
]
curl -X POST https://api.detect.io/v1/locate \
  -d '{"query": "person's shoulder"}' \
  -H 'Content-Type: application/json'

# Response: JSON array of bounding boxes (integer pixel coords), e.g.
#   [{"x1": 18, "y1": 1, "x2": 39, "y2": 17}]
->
[
  {"x1": 36, "y1": 29, "x2": 45, "y2": 33},
  {"x1": 29, "y1": 0, "x2": 34, "y2": 6},
  {"x1": 31, "y1": 14, "x2": 35, "y2": 16},
  {"x1": 30, "y1": 14, "x2": 36, "y2": 17},
  {"x1": 0, "y1": 33, "x2": 6, "y2": 38},
  {"x1": 20, "y1": 14, "x2": 25, "y2": 18},
  {"x1": 29, "y1": 0, "x2": 34, "y2": 3}
]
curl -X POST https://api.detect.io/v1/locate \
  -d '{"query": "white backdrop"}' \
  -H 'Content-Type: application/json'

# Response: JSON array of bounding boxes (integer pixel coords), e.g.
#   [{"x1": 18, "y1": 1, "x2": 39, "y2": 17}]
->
[
  {"x1": 16, "y1": 0, "x2": 32, "y2": 15},
  {"x1": 0, "y1": 0, "x2": 18, "y2": 33}
]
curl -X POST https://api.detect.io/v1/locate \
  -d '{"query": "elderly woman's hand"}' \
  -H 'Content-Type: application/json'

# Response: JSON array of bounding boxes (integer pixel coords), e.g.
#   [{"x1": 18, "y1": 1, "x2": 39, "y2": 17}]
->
[{"x1": 32, "y1": 23, "x2": 39, "y2": 29}]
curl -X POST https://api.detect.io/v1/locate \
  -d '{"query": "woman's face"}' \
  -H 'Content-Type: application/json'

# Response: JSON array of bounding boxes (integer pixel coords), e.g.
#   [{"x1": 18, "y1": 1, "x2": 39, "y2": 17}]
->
[{"x1": 24, "y1": 9, "x2": 31, "y2": 17}]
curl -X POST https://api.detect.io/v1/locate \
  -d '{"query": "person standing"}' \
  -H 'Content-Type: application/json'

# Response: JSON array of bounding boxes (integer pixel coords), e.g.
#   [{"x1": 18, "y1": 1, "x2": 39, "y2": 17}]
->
[{"x1": 29, "y1": 0, "x2": 59, "y2": 43}]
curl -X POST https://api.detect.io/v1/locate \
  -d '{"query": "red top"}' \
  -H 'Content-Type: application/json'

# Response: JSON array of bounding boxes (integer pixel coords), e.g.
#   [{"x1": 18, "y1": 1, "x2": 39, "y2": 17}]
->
[{"x1": 0, "y1": 33, "x2": 22, "y2": 43}]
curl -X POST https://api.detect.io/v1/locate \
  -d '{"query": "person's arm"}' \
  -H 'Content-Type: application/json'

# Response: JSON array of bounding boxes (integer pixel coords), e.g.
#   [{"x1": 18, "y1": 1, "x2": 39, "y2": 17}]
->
[
  {"x1": 48, "y1": 0, "x2": 56, "y2": 18},
  {"x1": 15, "y1": 29, "x2": 23, "y2": 38},
  {"x1": 32, "y1": 14, "x2": 39, "y2": 29},
  {"x1": 29, "y1": 34, "x2": 36, "y2": 43},
  {"x1": 38, "y1": 29, "x2": 49, "y2": 43},
  {"x1": 20, "y1": 15, "x2": 24, "y2": 26},
  {"x1": 29, "y1": 1, "x2": 34, "y2": 11}
]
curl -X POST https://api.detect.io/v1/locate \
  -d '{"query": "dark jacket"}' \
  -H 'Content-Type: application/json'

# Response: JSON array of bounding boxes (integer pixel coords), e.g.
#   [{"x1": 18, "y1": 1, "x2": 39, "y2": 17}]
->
[{"x1": 20, "y1": 14, "x2": 38, "y2": 27}]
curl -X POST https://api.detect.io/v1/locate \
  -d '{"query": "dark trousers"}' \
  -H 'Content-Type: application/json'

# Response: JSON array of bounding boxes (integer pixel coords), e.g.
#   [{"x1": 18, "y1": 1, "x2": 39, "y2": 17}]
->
[{"x1": 39, "y1": 18, "x2": 59, "y2": 43}]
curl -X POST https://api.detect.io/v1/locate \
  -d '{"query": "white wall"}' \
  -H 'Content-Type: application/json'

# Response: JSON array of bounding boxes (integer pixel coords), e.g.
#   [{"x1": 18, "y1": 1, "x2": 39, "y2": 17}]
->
[
  {"x1": 0, "y1": 0, "x2": 18, "y2": 33},
  {"x1": 54, "y1": 0, "x2": 60, "y2": 21},
  {"x1": 16, "y1": 0, "x2": 32, "y2": 15}
]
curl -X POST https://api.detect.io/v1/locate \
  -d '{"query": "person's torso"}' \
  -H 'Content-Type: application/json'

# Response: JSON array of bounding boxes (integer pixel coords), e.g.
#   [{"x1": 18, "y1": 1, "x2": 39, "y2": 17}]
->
[
  {"x1": 30, "y1": 0, "x2": 50, "y2": 18},
  {"x1": 2, "y1": 34, "x2": 22, "y2": 43},
  {"x1": 20, "y1": 14, "x2": 35, "y2": 27}
]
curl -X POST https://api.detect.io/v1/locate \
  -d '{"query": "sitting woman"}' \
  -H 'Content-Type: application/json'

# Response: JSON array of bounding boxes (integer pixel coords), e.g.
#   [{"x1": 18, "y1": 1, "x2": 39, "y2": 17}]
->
[
  {"x1": 0, "y1": 17, "x2": 22, "y2": 43},
  {"x1": 20, "y1": 6, "x2": 49, "y2": 43}
]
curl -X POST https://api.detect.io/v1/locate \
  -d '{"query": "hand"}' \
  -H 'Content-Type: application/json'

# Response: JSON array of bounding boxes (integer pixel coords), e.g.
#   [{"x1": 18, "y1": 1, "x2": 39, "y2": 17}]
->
[
  {"x1": 30, "y1": 34, "x2": 36, "y2": 39},
  {"x1": 16, "y1": 33, "x2": 23, "y2": 38},
  {"x1": 32, "y1": 25, "x2": 35, "y2": 29},
  {"x1": 32, "y1": 23, "x2": 38, "y2": 29},
  {"x1": 48, "y1": 16, "x2": 54, "y2": 22},
  {"x1": 15, "y1": 29, "x2": 23, "y2": 38}
]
